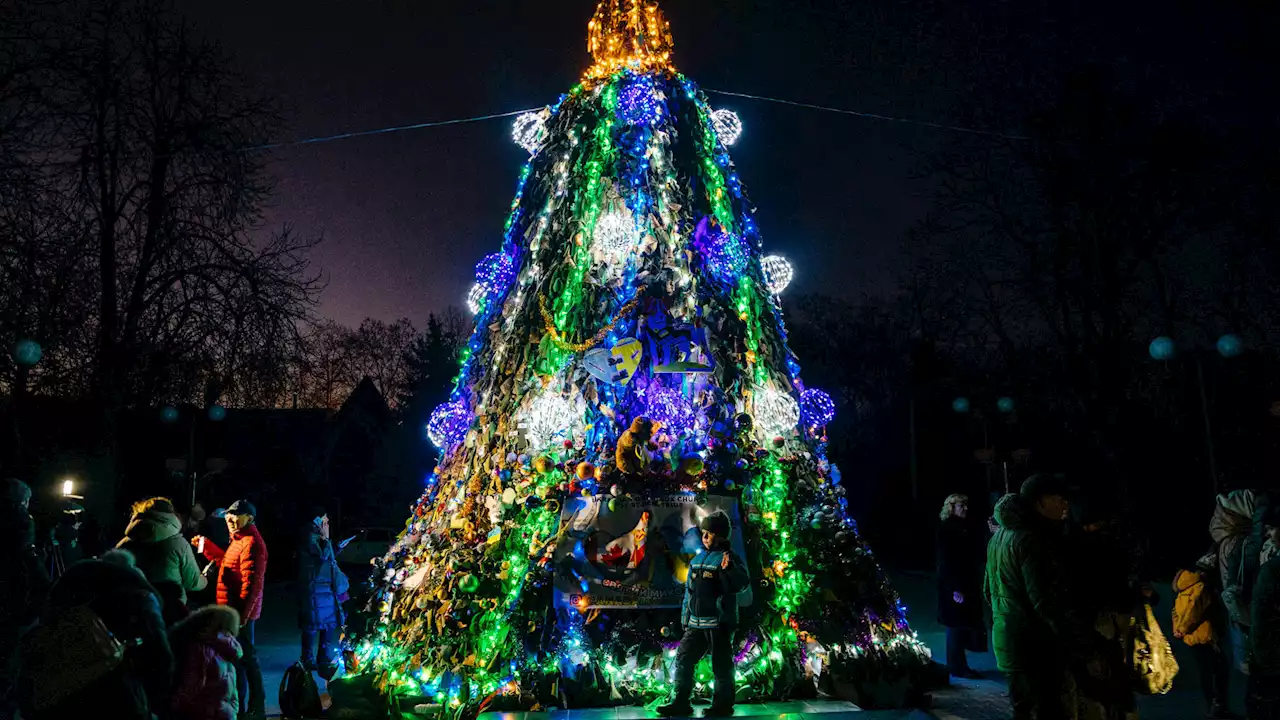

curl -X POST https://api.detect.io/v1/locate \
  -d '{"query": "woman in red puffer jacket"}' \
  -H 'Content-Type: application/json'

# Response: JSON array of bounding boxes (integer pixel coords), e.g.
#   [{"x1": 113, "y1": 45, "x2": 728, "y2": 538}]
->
[
  {"x1": 169, "y1": 605, "x2": 242, "y2": 720},
  {"x1": 193, "y1": 499, "x2": 267, "y2": 719}
]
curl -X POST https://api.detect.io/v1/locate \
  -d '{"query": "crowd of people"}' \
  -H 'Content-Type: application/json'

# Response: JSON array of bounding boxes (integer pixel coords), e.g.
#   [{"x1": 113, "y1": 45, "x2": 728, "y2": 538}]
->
[
  {"x1": 937, "y1": 477, "x2": 1280, "y2": 720},
  {"x1": 0, "y1": 479, "x2": 350, "y2": 720}
]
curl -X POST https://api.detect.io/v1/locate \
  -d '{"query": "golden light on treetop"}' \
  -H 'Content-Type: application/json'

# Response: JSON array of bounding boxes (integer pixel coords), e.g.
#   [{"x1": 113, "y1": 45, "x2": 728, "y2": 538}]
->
[{"x1": 585, "y1": 0, "x2": 675, "y2": 82}]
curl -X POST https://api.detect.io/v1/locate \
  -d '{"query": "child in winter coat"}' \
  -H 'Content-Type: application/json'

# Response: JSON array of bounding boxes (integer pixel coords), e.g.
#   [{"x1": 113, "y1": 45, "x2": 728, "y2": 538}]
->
[
  {"x1": 170, "y1": 605, "x2": 242, "y2": 720},
  {"x1": 658, "y1": 511, "x2": 749, "y2": 718},
  {"x1": 1172, "y1": 551, "x2": 1230, "y2": 718}
]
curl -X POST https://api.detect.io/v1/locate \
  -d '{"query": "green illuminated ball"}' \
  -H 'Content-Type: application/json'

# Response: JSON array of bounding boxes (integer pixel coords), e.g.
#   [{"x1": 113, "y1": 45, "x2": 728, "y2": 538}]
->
[{"x1": 458, "y1": 574, "x2": 480, "y2": 593}]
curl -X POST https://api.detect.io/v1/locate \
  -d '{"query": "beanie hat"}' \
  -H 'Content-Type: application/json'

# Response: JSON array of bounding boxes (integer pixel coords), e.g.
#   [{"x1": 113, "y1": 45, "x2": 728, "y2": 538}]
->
[{"x1": 699, "y1": 511, "x2": 731, "y2": 538}]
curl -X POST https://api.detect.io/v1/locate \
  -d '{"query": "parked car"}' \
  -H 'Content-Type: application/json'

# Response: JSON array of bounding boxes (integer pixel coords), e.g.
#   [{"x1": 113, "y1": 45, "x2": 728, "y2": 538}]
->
[{"x1": 337, "y1": 527, "x2": 395, "y2": 569}]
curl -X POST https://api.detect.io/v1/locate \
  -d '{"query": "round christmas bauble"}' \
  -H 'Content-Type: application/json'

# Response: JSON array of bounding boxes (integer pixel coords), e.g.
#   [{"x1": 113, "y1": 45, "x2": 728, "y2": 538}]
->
[
  {"x1": 458, "y1": 574, "x2": 480, "y2": 593},
  {"x1": 761, "y1": 255, "x2": 794, "y2": 295},
  {"x1": 576, "y1": 462, "x2": 596, "y2": 480},
  {"x1": 607, "y1": 498, "x2": 619, "y2": 512},
  {"x1": 724, "y1": 480, "x2": 736, "y2": 491},
  {"x1": 710, "y1": 109, "x2": 743, "y2": 145},
  {"x1": 735, "y1": 458, "x2": 749, "y2": 470}
]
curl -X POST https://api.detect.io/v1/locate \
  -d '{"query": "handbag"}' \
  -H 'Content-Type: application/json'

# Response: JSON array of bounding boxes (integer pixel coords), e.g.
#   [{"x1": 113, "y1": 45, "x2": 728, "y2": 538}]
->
[
  {"x1": 1130, "y1": 602, "x2": 1178, "y2": 695},
  {"x1": 20, "y1": 605, "x2": 126, "y2": 711}
]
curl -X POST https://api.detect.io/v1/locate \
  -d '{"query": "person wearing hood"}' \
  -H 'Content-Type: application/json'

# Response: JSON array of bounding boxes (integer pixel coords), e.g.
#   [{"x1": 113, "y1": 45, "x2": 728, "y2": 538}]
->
[
  {"x1": 297, "y1": 506, "x2": 348, "y2": 678},
  {"x1": 193, "y1": 498, "x2": 267, "y2": 720},
  {"x1": 985, "y1": 475, "x2": 1093, "y2": 720},
  {"x1": 1209, "y1": 488, "x2": 1257, "y2": 672},
  {"x1": 1173, "y1": 551, "x2": 1231, "y2": 718},
  {"x1": 18, "y1": 549, "x2": 172, "y2": 720},
  {"x1": 1247, "y1": 507, "x2": 1280, "y2": 720},
  {"x1": 1, "y1": 478, "x2": 50, "y2": 714},
  {"x1": 169, "y1": 604, "x2": 243, "y2": 720},
  {"x1": 117, "y1": 497, "x2": 208, "y2": 610}
]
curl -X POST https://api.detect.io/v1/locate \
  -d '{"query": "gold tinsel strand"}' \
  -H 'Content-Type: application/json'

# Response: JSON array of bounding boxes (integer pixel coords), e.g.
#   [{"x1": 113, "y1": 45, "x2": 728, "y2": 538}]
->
[
  {"x1": 539, "y1": 294, "x2": 639, "y2": 352},
  {"x1": 584, "y1": 0, "x2": 675, "y2": 83}
]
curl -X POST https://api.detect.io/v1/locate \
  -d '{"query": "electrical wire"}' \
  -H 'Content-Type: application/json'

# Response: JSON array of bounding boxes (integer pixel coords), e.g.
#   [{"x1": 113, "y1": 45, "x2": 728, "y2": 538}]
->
[
  {"x1": 241, "y1": 107, "x2": 542, "y2": 152},
  {"x1": 703, "y1": 88, "x2": 1029, "y2": 141},
  {"x1": 240, "y1": 89, "x2": 1026, "y2": 153}
]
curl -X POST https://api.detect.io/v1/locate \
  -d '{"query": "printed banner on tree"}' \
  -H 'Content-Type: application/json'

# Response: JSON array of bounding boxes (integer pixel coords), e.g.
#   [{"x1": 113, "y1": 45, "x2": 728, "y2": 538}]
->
[{"x1": 552, "y1": 494, "x2": 746, "y2": 610}]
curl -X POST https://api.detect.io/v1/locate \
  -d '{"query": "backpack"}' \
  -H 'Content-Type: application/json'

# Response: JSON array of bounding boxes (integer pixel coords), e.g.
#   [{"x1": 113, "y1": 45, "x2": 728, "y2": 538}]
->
[
  {"x1": 279, "y1": 661, "x2": 323, "y2": 719},
  {"x1": 20, "y1": 605, "x2": 126, "y2": 711}
]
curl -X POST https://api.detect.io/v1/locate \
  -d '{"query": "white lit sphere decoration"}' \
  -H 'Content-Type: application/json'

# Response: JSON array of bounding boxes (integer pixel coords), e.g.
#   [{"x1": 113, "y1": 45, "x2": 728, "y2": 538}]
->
[
  {"x1": 512, "y1": 110, "x2": 548, "y2": 154},
  {"x1": 711, "y1": 109, "x2": 743, "y2": 146},
  {"x1": 762, "y1": 255, "x2": 794, "y2": 295},
  {"x1": 754, "y1": 386, "x2": 800, "y2": 439},
  {"x1": 593, "y1": 208, "x2": 639, "y2": 261},
  {"x1": 520, "y1": 389, "x2": 580, "y2": 451},
  {"x1": 466, "y1": 283, "x2": 487, "y2": 315}
]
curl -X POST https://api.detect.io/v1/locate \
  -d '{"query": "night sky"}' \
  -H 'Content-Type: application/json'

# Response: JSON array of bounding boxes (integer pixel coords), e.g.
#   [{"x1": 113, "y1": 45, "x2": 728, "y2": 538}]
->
[{"x1": 174, "y1": 0, "x2": 1269, "y2": 328}]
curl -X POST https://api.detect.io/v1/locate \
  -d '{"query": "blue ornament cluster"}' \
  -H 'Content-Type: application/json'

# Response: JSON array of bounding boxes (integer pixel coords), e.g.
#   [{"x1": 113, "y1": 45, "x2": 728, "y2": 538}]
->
[
  {"x1": 616, "y1": 75, "x2": 664, "y2": 127},
  {"x1": 428, "y1": 400, "x2": 471, "y2": 448},
  {"x1": 800, "y1": 388, "x2": 836, "y2": 428}
]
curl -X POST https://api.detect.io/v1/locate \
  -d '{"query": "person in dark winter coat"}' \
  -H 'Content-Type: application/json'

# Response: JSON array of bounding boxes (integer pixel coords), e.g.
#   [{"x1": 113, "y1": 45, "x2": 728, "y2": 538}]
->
[
  {"x1": 18, "y1": 549, "x2": 172, "y2": 720},
  {"x1": 1247, "y1": 508, "x2": 1280, "y2": 720},
  {"x1": 170, "y1": 604, "x2": 243, "y2": 720},
  {"x1": 117, "y1": 497, "x2": 208, "y2": 607},
  {"x1": 984, "y1": 477, "x2": 1092, "y2": 720},
  {"x1": 194, "y1": 498, "x2": 267, "y2": 719},
  {"x1": 1, "y1": 478, "x2": 50, "y2": 715},
  {"x1": 936, "y1": 493, "x2": 986, "y2": 679},
  {"x1": 297, "y1": 507, "x2": 348, "y2": 676},
  {"x1": 1067, "y1": 499, "x2": 1144, "y2": 720},
  {"x1": 658, "y1": 511, "x2": 749, "y2": 718}
]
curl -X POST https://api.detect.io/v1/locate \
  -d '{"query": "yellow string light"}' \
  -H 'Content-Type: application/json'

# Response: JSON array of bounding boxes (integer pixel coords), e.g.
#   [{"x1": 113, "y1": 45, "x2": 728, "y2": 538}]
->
[{"x1": 584, "y1": 0, "x2": 675, "y2": 83}]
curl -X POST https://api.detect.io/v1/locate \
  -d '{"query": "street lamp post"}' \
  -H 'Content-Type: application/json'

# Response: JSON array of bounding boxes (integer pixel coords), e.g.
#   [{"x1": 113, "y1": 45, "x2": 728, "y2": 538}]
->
[
  {"x1": 160, "y1": 403, "x2": 226, "y2": 507},
  {"x1": 1148, "y1": 334, "x2": 1243, "y2": 496}
]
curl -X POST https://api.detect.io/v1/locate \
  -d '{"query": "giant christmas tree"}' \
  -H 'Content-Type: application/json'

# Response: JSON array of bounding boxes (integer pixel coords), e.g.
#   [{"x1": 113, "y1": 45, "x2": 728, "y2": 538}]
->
[{"x1": 355, "y1": 1, "x2": 935, "y2": 715}]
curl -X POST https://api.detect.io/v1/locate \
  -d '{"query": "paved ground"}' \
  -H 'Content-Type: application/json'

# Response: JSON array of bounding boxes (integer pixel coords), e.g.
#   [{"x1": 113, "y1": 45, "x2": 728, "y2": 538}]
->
[{"x1": 251, "y1": 570, "x2": 1235, "y2": 719}]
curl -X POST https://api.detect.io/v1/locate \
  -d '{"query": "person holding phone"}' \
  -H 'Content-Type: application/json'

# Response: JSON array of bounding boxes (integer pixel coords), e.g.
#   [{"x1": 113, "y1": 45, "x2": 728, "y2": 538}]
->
[
  {"x1": 297, "y1": 506, "x2": 348, "y2": 679},
  {"x1": 192, "y1": 499, "x2": 267, "y2": 720}
]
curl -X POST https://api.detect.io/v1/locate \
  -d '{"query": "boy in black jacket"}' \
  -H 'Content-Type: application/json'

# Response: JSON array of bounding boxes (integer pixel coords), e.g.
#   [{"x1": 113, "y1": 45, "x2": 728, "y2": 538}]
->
[{"x1": 658, "y1": 511, "x2": 749, "y2": 718}]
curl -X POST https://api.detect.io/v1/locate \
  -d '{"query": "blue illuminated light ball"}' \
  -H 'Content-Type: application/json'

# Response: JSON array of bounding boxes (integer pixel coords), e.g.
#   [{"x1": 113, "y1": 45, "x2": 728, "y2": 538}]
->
[
  {"x1": 1149, "y1": 336, "x2": 1176, "y2": 361},
  {"x1": 692, "y1": 217, "x2": 749, "y2": 285},
  {"x1": 427, "y1": 400, "x2": 471, "y2": 448},
  {"x1": 207, "y1": 405, "x2": 227, "y2": 422},
  {"x1": 475, "y1": 252, "x2": 516, "y2": 298},
  {"x1": 952, "y1": 397, "x2": 971, "y2": 414},
  {"x1": 997, "y1": 397, "x2": 1016, "y2": 414},
  {"x1": 160, "y1": 406, "x2": 180, "y2": 424},
  {"x1": 800, "y1": 388, "x2": 836, "y2": 427},
  {"x1": 616, "y1": 76, "x2": 664, "y2": 127},
  {"x1": 644, "y1": 383, "x2": 696, "y2": 437},
  {"x1": 1216, "y1": 334, "x2": 1244, "y2": 359},
  {"x1": 11, "y1": 339, "x2": 42, "y2": 367}
]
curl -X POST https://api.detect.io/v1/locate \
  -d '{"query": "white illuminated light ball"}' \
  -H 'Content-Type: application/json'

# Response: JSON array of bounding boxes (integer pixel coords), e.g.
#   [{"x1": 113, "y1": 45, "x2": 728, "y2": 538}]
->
[
  {"x1": 466, "y1": 283, "x2": 487, "y2": 315},
  {"x1": 755, "y1": 386, "x2": 800, "y2": 438},
  {"x1": 512, "y1": 110, "x2": 548, "y2": 154},
  {"x1": 711, "y1": 109, "x2": 743, "y2": 146},
  {"x1": 762, "y1": 254, "x2": 794, "y2": 295},
  {"x1": 521, "y1": 390, "x2": 579, "y2": 451},
  {"x1": 591, "y1": 206, "x2": 637, "y2": 262}
]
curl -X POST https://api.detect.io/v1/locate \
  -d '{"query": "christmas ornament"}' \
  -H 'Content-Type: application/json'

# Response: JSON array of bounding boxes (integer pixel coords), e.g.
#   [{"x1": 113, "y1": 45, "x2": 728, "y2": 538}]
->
[
  {"x1": 761, "y1": 255, "x2": 793, "y2": 295},
  {"x1": 520, "y1": 389, "x2": 579, "y2": 452},
  {"x1": 1149, "y1": 336, "x2": 1176, "y2": 361},
  {"x1": 512, "y1": 109, "x2": 549, "y2": 154},
  {"x1": 800, "y1": 388, "x2": 836, "y2": 428},
  {"x1": 643, "y1": 383, "x2": 695, "y2": 437},
  {"x1": 466, "y1": 284, "x2": 487, "y2": 315},
  {"x1": 754, "y1": 386, "x2": 799, "y2": 438},
  {"x1": 427, "y1": 401, "x2": 471, "y2": 448},
  {"x1": 692, "y1": 216, "x2": 749, "y2": 285},
  {"x1": 710, "y1": 108, "x2": 743, "y2": 145}
]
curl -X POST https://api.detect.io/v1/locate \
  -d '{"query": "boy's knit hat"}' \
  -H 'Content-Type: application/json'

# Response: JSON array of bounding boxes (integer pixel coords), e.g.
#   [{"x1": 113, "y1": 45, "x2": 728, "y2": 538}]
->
[{"x1": 699, "y1": 511, "x2": 731, "y2": 538}]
